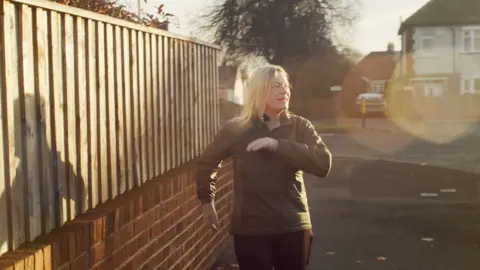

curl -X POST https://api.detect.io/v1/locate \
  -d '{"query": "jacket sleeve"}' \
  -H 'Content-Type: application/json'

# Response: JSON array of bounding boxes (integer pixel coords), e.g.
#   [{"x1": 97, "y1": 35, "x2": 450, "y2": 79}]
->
[
  {"x1": 275, "y1": 118, "x2": 332, "y2": 177},
  {"x1": 195, "y1": 123, "x2": 234, "y2": 204}
]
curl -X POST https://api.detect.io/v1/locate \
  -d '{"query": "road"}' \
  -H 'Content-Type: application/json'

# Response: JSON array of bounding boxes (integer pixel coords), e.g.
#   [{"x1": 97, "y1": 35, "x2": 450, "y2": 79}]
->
[
  {"x1": 212, "y1": 178, "x2": 480, "y2": 270},
  {"x1": 210, "y1": 124, "x2": 480, "y2": 270}
]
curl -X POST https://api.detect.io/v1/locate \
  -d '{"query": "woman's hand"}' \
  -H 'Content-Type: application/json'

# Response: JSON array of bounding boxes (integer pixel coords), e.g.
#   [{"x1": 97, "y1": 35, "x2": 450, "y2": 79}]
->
[
  {"x1": 201, "y1": 202, "x2": 220, "y2": 231},
  {"x1": 246, "y1": 137, "x2": 279, "y2": 152}
]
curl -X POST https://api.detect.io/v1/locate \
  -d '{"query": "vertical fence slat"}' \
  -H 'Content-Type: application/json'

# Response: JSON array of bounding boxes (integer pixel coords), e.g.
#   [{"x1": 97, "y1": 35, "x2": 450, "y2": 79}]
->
[
  {"x1": 167, "y1": 38, "x2": 173, "y2": 170},
  {"x1": 87, "y1": 19, "x2": 99, "y2": 208},
  {"x1": 205, "y1": 47, "x2": 210, "y2": 143},
  {"x1": 188, "y1": 42, "x2": 193, "y2": 161},
  {"x1": 21, "y1": 4, "x2": 42, "y2": 241},
  {"x1": 212, "y1": 49, "x2": 217, "y2": 133},
  {"x1": 48, "y1": 11, "x2": 66, "y2": 227},
  {"x1": 137, "y1": 31, "x2": 146, "y2": 183},
  {"x1": 5, "y1": 2, "x2": 27, "y2": 248},
  {"x1": 207, "y1": 48, "x2": 213, "y2": 144},
  {"x1": 76, "y1": 17, "x2": 88, "y2": 213},
  {"x1": 0, "y1": 79, "x2": 7, "y2": 253},
  {"x1": 158, "y1": 37, "x2": 165, "y2": 174},
  {"x1": 184, "y1": 42, "x2": 190, "y2": 162},
  {"x1": 200, "y1": 46, "x2": 207, "y2": 151},
  {"x1": 193, "y1": 44, "x2": 200, "y2": 157},
  {"x1": 145, "y1": 33, "x2": 153, "y2": 180},
  {"x1": 151, "y1": 35, "x2": 159, "y2": 176},
  {"x1": 179, "y1": 41, "x2": 186, "y2": 164},
  {"x1": 171, "y1": 39, "x2": 177, "y2": 168},
  {"x1": 123, "y1": 28, "x2": 133, "y2": 190},
  {"x1": 115, "y1": 25, "x2": 126, "y2": 194},
  {"x1": 97, "y1": 21, "x2": 109, "y2": 203},
  {"x1": 215, "y1": 51, "x2": 220, "y2": 132},
  {"x1": 131, "y1": 30, "x2": 140, "y2": 187},
  {"x1": 106, "y1": 23, "x2": 118, "y2": 198},
  {"x1": 210, "y1": 49, "x2": 216, "y2": 136},
  {"x1": 64, "y1": 14, "x2": 79, "y2": 220},
  {"x1": 206, "y1": 48, "x2": 212, "y2": 144},
  {"x1": 0, "y1": 1, "x2": 10, "y2": 254},
  {"x1": 185, "y1": 42, "x2": 192, "y2": 162},
  {"x1": 210, "y1": 48, "x2": 217, "y2": 135}
]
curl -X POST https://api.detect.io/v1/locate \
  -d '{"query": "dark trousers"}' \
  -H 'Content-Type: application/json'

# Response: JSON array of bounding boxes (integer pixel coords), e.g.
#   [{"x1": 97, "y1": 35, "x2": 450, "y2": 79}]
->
[{"x1": 233, "y1": 229, "x2": 313, "y2": 270}]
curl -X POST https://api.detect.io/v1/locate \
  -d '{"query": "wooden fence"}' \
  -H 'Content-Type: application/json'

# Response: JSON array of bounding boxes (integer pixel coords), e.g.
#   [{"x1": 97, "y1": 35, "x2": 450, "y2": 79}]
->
[{"x1": 0, "y1": 0, "x2": 220, "y2": 256}]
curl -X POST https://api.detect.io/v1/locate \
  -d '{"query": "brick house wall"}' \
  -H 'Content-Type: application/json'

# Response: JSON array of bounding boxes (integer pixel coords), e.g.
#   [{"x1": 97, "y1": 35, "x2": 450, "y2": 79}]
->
[{"x1": 0, "y1": 161, "x2": 234, "y2": 270}]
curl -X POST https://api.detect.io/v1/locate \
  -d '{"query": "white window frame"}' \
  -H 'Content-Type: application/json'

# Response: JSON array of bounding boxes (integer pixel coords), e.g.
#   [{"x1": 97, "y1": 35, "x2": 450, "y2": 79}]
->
[
  {"x1": 370, "y1": 80, "x2": 385, "y2": 94},
  {"x1": 461, "y1": 75, "x2": 480, "y2": 94},
  {"x1": 461, "y1": 26, "x2": 480, "y2": 53},
  {"x1": 419, "y1": 35, "x2": 435, "y2": 55},
  {"x1": 410, "y1": 77, "x2": 447, "y2": 97}
]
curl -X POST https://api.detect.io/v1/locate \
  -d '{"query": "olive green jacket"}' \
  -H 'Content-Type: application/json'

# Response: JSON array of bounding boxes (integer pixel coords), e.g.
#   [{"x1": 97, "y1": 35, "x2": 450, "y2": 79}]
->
[{"x1": 195, "y1": 113, "x2": 332, "y2": 235}]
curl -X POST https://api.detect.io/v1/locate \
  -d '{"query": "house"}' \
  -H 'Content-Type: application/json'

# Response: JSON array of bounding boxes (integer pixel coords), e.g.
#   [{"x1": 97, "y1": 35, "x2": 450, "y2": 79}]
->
[
  {"x1": 354, "y1": 43, "x2": 400, "y2": 94},
  {"x1": 218, "y1": 64, "x2": 248, "y2": 105},
  {"x1": 398, "y1": 0, "x2": 480, "y2": 97}
]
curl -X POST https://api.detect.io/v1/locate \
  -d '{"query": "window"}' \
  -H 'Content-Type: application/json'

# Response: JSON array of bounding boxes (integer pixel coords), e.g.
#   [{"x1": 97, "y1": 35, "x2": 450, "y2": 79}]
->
[
  {"x1": 370, "y1": 81, "x2": 385, "y2": 93},
  {"x1": 420, "y1": 36, "x2": 434, "y2": 54},
  {"x1": 462, "y1": 28, "x2": 480, "y2": 52},
  {"x1": 418, "y1": 28, "x2": 435, "y2": 55},
  {"x1": 462, "y1": 76, "x2": 480, "y2": 94}
]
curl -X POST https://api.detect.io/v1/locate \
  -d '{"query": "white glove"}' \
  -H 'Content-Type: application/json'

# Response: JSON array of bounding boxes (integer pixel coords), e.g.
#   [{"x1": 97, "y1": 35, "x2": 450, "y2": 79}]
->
[
  {"x1": 201, "y1": 202, "x2": 219, "y2": 231},
  {"x1": 246, "y1": 137, "x2": 279, "y2": 152}
]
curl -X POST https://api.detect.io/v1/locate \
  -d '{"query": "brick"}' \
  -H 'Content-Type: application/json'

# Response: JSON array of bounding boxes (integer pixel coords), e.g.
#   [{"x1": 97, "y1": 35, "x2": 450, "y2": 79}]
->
[
  {"x1": 133, "y1": 216, "x2": 146, "y2": 235},
  {"x1": 142, "y1": 189, "x2": 154, "y2": 211},
  {"x1": 165, "y1": 198, "x2": 176, "y2": 213},
  {"x1": 137, "y1": 195, "x2": 144, "y2": 217},
  {"x1": 118, "y1": 260, "x2": 132, "y2": 270},
  {"x1": 119, "y1": 223, "x2": 134, "y2": 246},
  {"x1": 33, "y1": 248, "x2": 44, "y2": 270},
  {"x1": 57, "y1": 234, "x2": 71, "y2": 267},
  {"x1": 42, "y1": 244, "x2": 53, "y2": 270},
  {"x1": 152, "y1": 186, "x2": 162, "y2": 205},
  {"x1": 105, "y1": 210, "x2": 119, "y2": 236},
  {"x1": 57, "y1": 263, "x2": 71, "y2": 270},
  {"x1": 144, "y1": 210, "x2": 155, "y2": 228},
  {"x1": 137, "y1": 230, "x2": 150, "y2": 248},
  {"x1": 112, "y1": 245, "x2": 127, "y2": 269},
  {"x1": 118, "y1": 204, "x2": 131, "y2": 226},
  {"x1": 92, "y1": 217, "x2": 105, "y2": 244},
  {"x1": 144, "y1": 239, "x2": 157, "y2": 261},
  {"x1": 89, "y1": 242, "x2": 105, "y2": 267},
  {"x1": 156, "y1": 203, "x2": 166, "y2": 220},
  {"x1": 126, "y1": 238, "x2": 139, "y2": 258},
  {"x1": 150, "y1": 220, "x2": 163, "y2": 238},
  {"x1": 70, "y1": 252, "x2": 89, "y2": 270},
  {"x1": 0, "y1": 262, "x2": 14, "y2": 270},
  {"x1": 104, "y1": 233, "x2": 120, "y2": 257},
  {"x1": 95, "y1": 255, "x2": 113, "y2": 270},
  {"x1": 75, "y1": 224, "x2": 90, "y2": 255}
]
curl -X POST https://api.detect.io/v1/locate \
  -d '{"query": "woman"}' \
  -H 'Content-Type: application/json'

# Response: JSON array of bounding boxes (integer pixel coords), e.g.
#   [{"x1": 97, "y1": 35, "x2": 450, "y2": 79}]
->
[{"x1": 195, "y1": 64, "x2": 332, "y2": 270}]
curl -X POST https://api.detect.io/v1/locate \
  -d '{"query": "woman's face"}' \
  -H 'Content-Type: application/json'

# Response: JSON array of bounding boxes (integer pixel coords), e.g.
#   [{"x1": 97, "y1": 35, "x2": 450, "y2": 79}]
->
[{"x1": 266, "y1": 72, "x2": 290, "y2": 114}]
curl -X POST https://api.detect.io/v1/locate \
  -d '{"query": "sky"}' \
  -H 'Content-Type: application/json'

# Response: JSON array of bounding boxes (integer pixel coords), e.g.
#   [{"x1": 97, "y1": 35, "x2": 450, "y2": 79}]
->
[{"x1": 122, "y1": 0, "x2": 430, "y2": 55}]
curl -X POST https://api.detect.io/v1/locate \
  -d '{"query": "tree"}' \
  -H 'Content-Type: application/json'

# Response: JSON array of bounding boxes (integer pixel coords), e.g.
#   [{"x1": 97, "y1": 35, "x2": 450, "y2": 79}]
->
[
  {"x1": 202, "y1": 0, "x2": 359, "y2": 116},
  {"x1": 52, "y1": 0, "x2": 175, "y2": 30}
]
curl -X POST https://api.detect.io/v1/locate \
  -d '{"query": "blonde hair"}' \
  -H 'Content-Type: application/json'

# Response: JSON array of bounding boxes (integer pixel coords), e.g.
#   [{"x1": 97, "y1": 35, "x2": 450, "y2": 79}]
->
[{"x1": 235, "y1": 64, "x2": 289, "y2": 126}]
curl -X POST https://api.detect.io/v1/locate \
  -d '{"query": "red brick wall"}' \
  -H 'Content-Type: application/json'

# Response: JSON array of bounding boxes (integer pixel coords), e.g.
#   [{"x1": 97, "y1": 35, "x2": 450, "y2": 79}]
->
[{"x1": 0, "y1": 161, "x2": 234, "y2": 270}]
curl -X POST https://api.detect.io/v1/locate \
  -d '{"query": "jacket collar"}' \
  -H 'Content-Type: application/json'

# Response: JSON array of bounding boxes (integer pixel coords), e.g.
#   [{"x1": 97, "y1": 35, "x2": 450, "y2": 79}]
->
[{"x1": 252, "y1": 111, "x2": 293, "y2": 128}]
